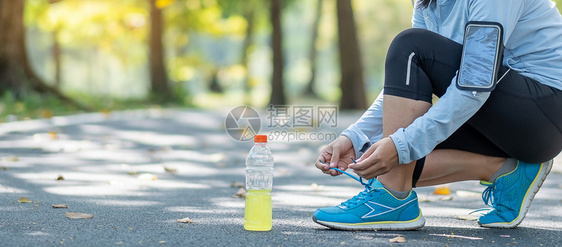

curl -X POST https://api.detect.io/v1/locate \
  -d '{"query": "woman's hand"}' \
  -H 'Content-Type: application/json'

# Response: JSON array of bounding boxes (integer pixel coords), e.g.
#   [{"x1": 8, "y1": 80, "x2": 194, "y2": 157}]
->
[
  {"x1": 315, "y1": 136, "x2": 356, "y2": 176},
  {"x1": 348, "y1": 137, "x2": 399, "y2": 180}
]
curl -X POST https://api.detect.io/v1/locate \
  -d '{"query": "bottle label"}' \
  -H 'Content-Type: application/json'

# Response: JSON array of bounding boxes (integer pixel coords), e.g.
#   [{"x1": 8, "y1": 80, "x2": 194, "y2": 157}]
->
[{"x1": 245, "y1": 168, "x2": 273, "y2": 190}]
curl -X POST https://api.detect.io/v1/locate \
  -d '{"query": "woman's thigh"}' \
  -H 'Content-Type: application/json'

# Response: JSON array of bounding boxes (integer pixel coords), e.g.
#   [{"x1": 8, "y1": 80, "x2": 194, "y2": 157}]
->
[
  {"x1": 462, "y1": 68, "x2": 562, "y2": 162},
  {"x1": 438, "y1": 67, "x2": 562, "y2": 163}
]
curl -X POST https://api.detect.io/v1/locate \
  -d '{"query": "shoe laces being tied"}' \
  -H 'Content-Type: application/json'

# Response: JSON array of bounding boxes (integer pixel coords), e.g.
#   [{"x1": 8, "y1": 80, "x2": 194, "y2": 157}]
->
[
  {"x1": 320, "y1": 158, "x2": 379, "y2": 208},
  {"x1": 480, "y1": 181, "x2": 514, "y2": 211}
]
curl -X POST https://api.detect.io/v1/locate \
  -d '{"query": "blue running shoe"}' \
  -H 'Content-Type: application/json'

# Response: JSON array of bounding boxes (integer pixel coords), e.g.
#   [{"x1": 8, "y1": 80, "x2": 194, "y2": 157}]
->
[
  {"x1": 478, "y1": 159, "x2": 553, "y2": 228},
  {"x1": 312, "y1": 168, "x2": 425, "y2": 231}
]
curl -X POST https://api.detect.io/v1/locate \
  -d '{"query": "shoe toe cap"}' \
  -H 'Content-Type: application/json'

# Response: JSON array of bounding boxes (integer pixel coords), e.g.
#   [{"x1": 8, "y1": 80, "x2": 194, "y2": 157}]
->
[
  {"x1": 313, "y1": 208, "x2": 363, "y2": 224},
  {"x1": 479, "y1": 209, "x2": 516, "y2": 225}
]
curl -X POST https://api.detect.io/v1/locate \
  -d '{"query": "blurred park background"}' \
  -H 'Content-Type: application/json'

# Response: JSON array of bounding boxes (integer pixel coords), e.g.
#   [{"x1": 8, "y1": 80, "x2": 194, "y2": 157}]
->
[{"x1": 3, "y1": 0, "x2": 562, "y2": 122}]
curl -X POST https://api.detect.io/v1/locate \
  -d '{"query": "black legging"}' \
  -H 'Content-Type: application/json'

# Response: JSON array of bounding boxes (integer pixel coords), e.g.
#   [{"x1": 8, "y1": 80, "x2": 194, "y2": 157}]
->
[{"x1": 383, "y1": 29, "x2": 562, "y2": 182}]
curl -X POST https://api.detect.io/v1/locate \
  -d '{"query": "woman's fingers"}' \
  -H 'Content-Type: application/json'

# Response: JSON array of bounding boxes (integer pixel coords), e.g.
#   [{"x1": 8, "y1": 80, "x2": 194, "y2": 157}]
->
[
  {"x1": 329, "y1": 145, "x2": 342, "y2": 175},
  {"x1": 315, "y1": 151, "x2": 332, "y2": 174},
  {"x1": 348, "y1": 138, "x2": 398, "y2": 179},
  {"x1": 315, "y1": 136, "x2": 357, "y2": 177}
]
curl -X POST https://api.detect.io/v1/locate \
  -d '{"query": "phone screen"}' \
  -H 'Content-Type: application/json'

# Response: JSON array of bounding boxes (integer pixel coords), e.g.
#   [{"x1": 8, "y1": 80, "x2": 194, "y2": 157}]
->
[{"x1": 457, "y1": 24, "x2": 502, "y2": 91}]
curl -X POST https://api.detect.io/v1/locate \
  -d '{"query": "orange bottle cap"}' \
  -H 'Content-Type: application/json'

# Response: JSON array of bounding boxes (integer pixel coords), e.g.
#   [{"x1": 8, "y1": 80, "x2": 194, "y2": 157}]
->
[{"x1": 254, "y1": 135, "x2": 268, "y2": 143}]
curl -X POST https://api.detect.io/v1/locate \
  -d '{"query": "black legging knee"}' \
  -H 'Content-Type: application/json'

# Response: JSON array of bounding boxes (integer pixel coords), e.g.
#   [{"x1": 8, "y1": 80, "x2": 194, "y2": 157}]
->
[
  {"x1": 384, "y1": 28, "x2": 462, "y2": 103},
  {"x1": 382, "y1": 28, "x2": 562, "y2": 163}
]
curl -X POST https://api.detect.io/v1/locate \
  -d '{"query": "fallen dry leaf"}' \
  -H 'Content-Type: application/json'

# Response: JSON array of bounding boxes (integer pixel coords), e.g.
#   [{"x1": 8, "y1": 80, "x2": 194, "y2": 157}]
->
[
  {"x1": 233, "y1": 188, "x2": 247, "y2": 199},
  {"x1": 52, "y1": 204, "x2": 68, "y2": 208},
  {"x1": 40, "y1": 109, "x2": 53, "y2": 119},
  {"x1": 230, "y1": 181, "x2": 244, "y2": 188},
  {"x1": 163, "y1": 166, "x2": 177, "y2": 174},
  {"x1": 2, "y1": 156, "x2": 19, "y2": 162},
  {"x1": 177, "y1": 217, "x2": 195, "y2": 223},
  {"x1": 455, "y1": 214, "x2": 478, "y2": 221},
  {"x1": 148, "y1": 147, "x2": 172, "y2": 153},
  {"x1": 311, "y1": 183, "x2": 325, "y2": 191},
  {"x1": 429, "y1": 234, "x2": 483, "y2": 240},
  {"x1": 100, "y1": 109, "x2": 111, "y2": 117},
  {"x1": 137, "y1": 173, "x2": 157, "y2": 181},
  {"x1": 18, "y1": 197, "x2": 33, "y2": 203},
  {"x1": 439, "y1": 195, "x2": 453, "y2": 201},
  {"x1": 65, "y1": 212, "x2": 94, "y2": 219},
  {"x1": 389, "y1": 236, "x2": 406, "y2": 243},
  {"x1": 433, "y1": 186, "x2": 451, "y2": 195},
  {"x1": 417, "y1": 194, "x2": 435, "y2": 202},
  {"x1": 56, "y1": 175, "x2": 65, "y2": 181},
  {"x1": 48, "y1": 131, "x2": 58, "y2": 140},
  {"x1": 208, "y1": 153, "x2": 226, "y2": 163}
]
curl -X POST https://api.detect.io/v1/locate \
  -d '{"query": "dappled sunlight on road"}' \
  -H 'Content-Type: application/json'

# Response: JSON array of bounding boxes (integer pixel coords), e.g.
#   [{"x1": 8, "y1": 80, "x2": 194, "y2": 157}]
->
[
  {"x1": 0, "y1": 184, "x2": 28, "y2": 194},
  {"x1": 171, "y1": 111, "x2": 226, "y2": 131},
  {"x1": 274, "y1": 183, "x2": 366, "y2": 208},
  {"x1": 44, "y1": 185, "x2": 152, "y2": 197},
  {"x1": 274, "y1": 192, "x2": 348, "y2": 208},
  {"x1": 1, "y1": 109, "x2": 561, "y2": 246},
  {"x1": 83, "y1": 199, "x2": 163, "y2": 207},
  {"x1": 0, "y1": 110, "x2": 239, "y2": 203},
  {"x1": 166, "y1": 206, "x2": 240, "y2": 214},
  {"x1": 210, "y1": 196, "x2": 246, "y2": 206},
  {"x1": 113, "y1": 130, "x2": 200, "y2": 147}
]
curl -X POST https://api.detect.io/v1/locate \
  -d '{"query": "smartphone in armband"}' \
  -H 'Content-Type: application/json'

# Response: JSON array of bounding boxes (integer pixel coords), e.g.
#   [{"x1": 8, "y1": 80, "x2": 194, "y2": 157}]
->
[{"x1": 456, "y1": 21, "x2": 504, "y2": 92}]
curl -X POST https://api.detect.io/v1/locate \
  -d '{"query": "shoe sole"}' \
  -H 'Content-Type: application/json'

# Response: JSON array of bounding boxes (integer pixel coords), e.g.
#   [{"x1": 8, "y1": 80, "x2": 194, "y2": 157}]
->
[
  {"x1": 312, "y1": 213, "x2": 425, "y2": 231},
  {"x1": 479, "y1": 160, "x2": 553, "y2": 229}
]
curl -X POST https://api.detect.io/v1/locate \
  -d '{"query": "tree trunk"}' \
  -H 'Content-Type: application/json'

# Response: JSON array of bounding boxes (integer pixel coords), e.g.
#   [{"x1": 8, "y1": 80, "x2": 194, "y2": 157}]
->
[
  {"x1": 149, "y1": 0, "x2": 172, "y2": 102},
  {"x1": 209, "y1": 68, "x2": 223, "y2": 93},
  {"x1": 304, "y1": 0, "x2": 323, "y2": 97},
  {"x1": 0, "y1": 0, "x2": 85, "y2": 109},
  {"x1": 336, "y1": 0, "x2": 366, "y2": 110},
  {"x1": 0, "y1": 0, "x2": 25, "y2": 95},
  {"x1": 269, "y1": 0, "x2": 286, "y2": 106},
  {"x1": 52, "y1": 29, "x2": 62, "y2": 89},
  {"x1": 241, "y1": 3, "x2": 255, "y2": 105}
]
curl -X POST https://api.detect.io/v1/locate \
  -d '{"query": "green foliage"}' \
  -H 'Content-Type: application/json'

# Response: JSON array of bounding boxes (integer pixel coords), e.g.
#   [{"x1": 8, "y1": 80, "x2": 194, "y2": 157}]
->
[
  {"x1": 23, "y1": 0, "x2": 561, "y2": 110},
  {"x1": 355, "y1": 0, "x2": 413, "y2": 98},
  {"x1": 0, "y1": 90, "x2": 190, "y2": 123},
  {"x1": 0, "y1": 90, "x2": 78, "y2": 121},
  {"x1": 26, "y1": 0, "x2": 148, "y2": 65}
]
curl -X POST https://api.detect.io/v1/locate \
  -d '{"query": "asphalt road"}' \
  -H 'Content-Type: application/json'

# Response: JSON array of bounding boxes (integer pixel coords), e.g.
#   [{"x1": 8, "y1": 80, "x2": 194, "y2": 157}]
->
[{"x1": 1, "y1": 108, "x2": 561, "y2": 246}]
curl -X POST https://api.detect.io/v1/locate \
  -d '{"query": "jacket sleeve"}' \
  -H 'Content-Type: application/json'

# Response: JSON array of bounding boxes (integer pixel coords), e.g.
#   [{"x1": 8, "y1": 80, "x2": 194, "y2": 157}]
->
[
  {"x1": 389, "y1": 75, "x2": 490, "y2": 164},
  {"x1": 341, "y1": 91, "x2": 384, "y2": 159}
]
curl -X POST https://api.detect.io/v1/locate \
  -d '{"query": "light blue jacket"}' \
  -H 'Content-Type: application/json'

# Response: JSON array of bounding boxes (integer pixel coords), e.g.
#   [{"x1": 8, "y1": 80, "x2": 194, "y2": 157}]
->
[{"x1": 342, "y1": 0, "x2": 562, "y2": 164}]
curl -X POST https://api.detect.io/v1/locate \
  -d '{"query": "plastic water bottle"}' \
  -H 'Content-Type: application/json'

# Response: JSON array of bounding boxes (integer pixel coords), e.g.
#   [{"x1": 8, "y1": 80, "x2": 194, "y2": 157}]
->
[{"x1": 244, "y1": 134, "x2": 274, "y2": 231}]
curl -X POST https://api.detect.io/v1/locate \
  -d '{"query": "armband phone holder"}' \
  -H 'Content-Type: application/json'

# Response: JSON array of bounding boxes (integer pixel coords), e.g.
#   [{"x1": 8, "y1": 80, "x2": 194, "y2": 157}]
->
[{"x1": 456, "y1": 21, "x2": 504, "y2": 92}]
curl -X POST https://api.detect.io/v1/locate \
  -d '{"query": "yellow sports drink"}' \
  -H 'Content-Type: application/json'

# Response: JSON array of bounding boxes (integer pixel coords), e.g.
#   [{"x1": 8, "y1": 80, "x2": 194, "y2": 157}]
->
[
  {"x1": 244, "y1": 135, "x2": 274, "y2": 231},
  {"x1": 244, "y1": 189, "x2": 272, "y2": 231}
]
